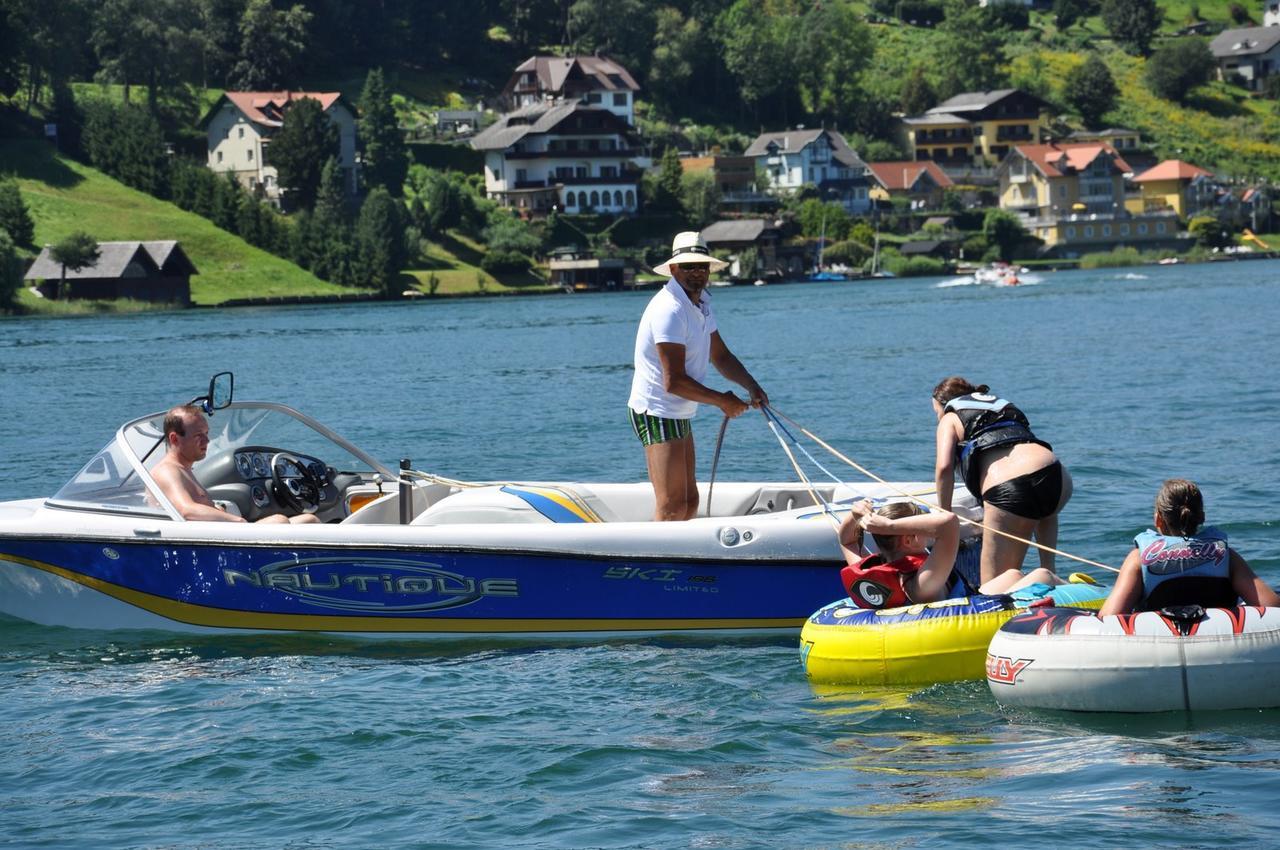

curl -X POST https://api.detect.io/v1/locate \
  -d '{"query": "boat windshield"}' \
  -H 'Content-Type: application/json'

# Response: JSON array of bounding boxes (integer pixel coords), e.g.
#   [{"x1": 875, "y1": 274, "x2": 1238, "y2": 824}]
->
[{"x1": 50, "y1": 402, "x2": 390, "y2": 515}]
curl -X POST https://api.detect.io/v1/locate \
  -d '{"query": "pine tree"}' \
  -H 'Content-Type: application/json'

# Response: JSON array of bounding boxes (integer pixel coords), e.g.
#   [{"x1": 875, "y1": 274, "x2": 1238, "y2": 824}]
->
[
  {"x1": 0, "y1": 178, "x2": 35, "y2": 246},
  {"x1": 0, "y1": 230, "x2": 22, "y2": 310},
  {"x1": 358, "y1": 68, "x2": 408, "y2": 196},
  {"x1": 270, "y1": 97, "x2": 339, "y2": 210},
  {"x1": 355, "y1": 187, "x2": 406, "y2": 296}
]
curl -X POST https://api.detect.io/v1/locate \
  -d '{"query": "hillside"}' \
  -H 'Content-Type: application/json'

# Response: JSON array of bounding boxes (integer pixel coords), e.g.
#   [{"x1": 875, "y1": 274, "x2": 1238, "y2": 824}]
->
[{"x1": 2, "y1": 140, "x2": 368, "y2": 307}]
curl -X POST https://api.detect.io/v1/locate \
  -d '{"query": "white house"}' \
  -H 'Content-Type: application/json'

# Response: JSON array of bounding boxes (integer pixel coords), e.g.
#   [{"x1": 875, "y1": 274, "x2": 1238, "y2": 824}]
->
[
  {"x1": 470, "y1": 100, "x2": 641, "y2": 215},
  {"x1": 501, "y1": 55, "x2": 640, "y2": 127},
  {"x1": 199, "y1": 91, "x2": 359, "y2": 199},
  {"x1": 1210, "y1": 26, "x2": 1280, "y2": 90},
  {"x1": 744, "y1": 128, "x2": 872, "y2": 214},
  {"x1": 1266, "y1": 0, "x2": 1280, "y2": 27}
]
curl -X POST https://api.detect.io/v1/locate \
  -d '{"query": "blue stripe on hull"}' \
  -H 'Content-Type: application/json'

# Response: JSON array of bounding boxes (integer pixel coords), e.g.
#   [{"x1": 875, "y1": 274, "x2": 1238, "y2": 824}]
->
[{"x1": 0, "y1": 540, "x2": 844, "y2": 629}]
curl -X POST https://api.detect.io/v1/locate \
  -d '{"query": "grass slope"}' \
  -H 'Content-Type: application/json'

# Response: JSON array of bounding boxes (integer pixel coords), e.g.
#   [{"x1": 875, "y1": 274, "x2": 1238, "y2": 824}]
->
[{"x1": 2, "y1": 140, "x2": 363, "y2": 306}]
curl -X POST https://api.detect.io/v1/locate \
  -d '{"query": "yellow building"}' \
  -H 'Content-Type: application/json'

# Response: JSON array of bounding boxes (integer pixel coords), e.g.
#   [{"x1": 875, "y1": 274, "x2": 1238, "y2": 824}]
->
[
  {"x1": 1127, "y1": 160, "x2": 1216, "y2": 218},
  {"x1": 997, "y1": 142, "x2": 1180, "y2": 254},
  {"x1": 902, "y1": 89, "x2": 1052, "y2": 166}
]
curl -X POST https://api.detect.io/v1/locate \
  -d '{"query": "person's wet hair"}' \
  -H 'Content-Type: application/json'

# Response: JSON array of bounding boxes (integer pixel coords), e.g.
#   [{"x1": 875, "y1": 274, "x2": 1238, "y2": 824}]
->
[{"x1": 1155, "y1": 478, "x2": 1205, "y2": 537}]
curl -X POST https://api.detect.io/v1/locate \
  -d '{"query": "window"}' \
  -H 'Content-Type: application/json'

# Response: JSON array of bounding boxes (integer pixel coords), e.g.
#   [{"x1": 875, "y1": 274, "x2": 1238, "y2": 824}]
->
[
  {"x1": 613, "y1": 93, "x2": 626, "y2": 106},
  {"x1": 216, "y1": 151, "x2": 223, "y2": 163},
  {"x1": 600, "y1": 166, "x2": 617, "y2": 178},
  {"x1": 1058, "y1": 185, "x2": 1066, "y2": 198},
  {"x1": 1156, "y1": 222, "x2": 1167, "y2": 233},
  {"x1": 516, "y1": 168, "x2": 528, "y2": 182},
  {"x1": 247, "y1": 150, "x2": 253, "y2": 161},
  {"x1": 586, "y1": 93, "x2": 601, "y2": 104},
  {"x1": 1084, "y1": 225, "x2": 1094, "y2": 237},
  {"x1": 1066, "y1": 226, "x2": 1076, "y2": 238},
  {"x1": 613, "y1": 190, "x2": 623, "y2": 206},
  {"x1": 1120, "y1": 224, "x2": 1130, "y2": 236},
  {"x1": 238, "y1": 127, "x2": 244, "y2": 139},
  {"x1": 1102, "y1": 224, "x2": 1111, "y2": 236},
  {"x1": 625, "y1": 190, "x2": 635, "y2": 206},
  {"x1": 590, "y1": 191, "x2": 600, "y2": 206},
  {"x1": 1138, "y1": 223, "x2": 1148, "y2": 234}
]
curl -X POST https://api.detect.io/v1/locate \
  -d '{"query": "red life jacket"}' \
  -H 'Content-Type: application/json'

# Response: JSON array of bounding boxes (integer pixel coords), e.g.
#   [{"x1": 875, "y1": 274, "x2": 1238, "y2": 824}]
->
[{"x1": 840, "y1": 552, "x2": 928, "y2": 610}]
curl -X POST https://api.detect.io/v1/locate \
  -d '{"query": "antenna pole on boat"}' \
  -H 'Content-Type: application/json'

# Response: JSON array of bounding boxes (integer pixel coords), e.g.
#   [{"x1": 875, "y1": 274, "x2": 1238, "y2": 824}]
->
[{"x1": 399, "y1": 458, "x2": 413, "y2": 525}]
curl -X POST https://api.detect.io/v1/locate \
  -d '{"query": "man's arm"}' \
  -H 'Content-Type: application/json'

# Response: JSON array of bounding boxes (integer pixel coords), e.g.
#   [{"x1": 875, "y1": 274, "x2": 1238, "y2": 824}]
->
[
  {"x1": 709, "y1": 332, "x2": 768, "y2": 407},
  {"x1": 656, "y1": 342, "x2": 749, "y2": 418},
  {"x1": 151, "y1": 463, "x2": 245, "y2": 522}
]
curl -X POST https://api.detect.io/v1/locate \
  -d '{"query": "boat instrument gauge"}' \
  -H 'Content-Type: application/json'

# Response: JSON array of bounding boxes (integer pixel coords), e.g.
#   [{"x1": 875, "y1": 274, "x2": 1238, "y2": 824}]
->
[
  {"x1": 236, "y1": 453, "x2": 254, "y2": 479},
  {"x1": 252, "y1": 453, "x2": 270, "y2": 478}
]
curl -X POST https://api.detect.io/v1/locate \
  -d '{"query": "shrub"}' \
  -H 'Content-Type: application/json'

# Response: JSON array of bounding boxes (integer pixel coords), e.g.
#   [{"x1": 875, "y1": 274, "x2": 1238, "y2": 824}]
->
[{"x1": 0, "y1": 178, "x2": 34, "y2": 246}]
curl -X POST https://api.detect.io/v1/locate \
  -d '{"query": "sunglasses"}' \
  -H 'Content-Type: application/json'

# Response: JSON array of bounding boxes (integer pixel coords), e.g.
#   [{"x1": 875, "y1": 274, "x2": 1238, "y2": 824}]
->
[{"x1": 676, "y1": 263, "x2": 711, "y2": 271}]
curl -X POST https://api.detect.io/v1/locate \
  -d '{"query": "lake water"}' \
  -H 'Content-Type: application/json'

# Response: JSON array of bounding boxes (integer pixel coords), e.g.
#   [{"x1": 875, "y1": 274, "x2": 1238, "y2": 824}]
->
[{"x1": 2, "y1": 262, "x2": 1279, "y2": 848}]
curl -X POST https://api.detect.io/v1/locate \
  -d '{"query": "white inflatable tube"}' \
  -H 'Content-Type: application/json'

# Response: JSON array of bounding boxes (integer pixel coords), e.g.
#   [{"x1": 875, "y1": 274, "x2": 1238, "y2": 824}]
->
[{"x1": 986, "y1": 606, "x2": 1280, "y2": 712}]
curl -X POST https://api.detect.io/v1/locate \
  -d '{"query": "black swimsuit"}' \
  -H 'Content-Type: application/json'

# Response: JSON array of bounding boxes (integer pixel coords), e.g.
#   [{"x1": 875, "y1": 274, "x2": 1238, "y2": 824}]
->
[{"x1": 981, "y1": 460, "x2": 1063, "y2": 520}]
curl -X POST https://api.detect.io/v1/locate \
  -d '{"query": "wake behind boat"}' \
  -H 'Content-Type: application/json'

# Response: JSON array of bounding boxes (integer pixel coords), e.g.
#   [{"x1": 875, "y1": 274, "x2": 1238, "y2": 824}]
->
[{"x1": 0, "y1": 374, "x2": 973, "y2": 639}]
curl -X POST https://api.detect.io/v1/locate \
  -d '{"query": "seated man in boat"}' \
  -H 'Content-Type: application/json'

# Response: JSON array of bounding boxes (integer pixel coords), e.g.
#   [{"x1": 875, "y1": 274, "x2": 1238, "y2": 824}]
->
[
  {"x1": 1099, "y1": 479, "x2": 1278, "y2": 616},
  {"x1": 152, "y1": 405, "x2": 320, "y2": 524},
  {"x1": 837, "y1": 500, "x2": 1065, "y2": 609}
]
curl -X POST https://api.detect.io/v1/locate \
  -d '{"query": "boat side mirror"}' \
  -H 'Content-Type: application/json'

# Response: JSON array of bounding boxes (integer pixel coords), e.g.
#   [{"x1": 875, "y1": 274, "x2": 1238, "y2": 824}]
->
[{"x1": 208, "y1": 372, "x2": 234, "y2": 411}]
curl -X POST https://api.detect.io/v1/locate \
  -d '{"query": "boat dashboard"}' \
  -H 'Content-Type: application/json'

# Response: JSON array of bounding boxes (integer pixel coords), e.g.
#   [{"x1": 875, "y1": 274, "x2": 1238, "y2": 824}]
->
[{"x1": 198, "y1": 446, "x2": 366, "y2": 522}]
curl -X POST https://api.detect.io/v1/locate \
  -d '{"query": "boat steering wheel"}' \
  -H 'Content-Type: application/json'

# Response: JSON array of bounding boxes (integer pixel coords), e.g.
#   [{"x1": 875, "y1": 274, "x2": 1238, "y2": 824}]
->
[{"x1": 271, "y1": 452, "x2": 322, "y2": 514}]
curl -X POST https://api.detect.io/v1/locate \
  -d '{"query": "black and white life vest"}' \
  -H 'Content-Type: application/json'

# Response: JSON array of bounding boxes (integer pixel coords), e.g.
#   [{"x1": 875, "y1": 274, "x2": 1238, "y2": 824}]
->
[{"x1": 944, "y1": 393, "x2": 1051, "y2": 498}]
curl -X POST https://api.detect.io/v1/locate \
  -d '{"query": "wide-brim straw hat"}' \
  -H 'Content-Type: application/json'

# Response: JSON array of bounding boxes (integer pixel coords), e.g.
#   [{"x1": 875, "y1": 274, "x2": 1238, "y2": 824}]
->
[{"x1": 652, "y1": 231, "x2": 729, "y2": 276}]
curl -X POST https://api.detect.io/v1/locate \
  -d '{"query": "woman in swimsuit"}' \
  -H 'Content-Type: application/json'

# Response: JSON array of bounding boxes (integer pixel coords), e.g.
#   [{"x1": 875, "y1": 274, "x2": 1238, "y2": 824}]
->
[{"x1": 931, "y1": 376, "x2": 1072, "y2": 586}]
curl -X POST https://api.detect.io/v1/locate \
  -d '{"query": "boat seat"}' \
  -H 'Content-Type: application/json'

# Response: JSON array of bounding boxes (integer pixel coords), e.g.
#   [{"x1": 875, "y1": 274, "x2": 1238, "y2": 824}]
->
[{"x1": 411, "y1": 484, "x2": 621, "y2": 526}]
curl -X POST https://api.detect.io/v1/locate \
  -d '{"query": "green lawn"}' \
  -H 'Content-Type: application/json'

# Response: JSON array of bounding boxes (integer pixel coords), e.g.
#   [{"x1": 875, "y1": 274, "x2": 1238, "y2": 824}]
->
[
  {"x1": 2, "y1": 139, "x2": 370, "y2": 306},
  {"x1": 406, "y1": 231, "x2": 554, "y2": 295}
]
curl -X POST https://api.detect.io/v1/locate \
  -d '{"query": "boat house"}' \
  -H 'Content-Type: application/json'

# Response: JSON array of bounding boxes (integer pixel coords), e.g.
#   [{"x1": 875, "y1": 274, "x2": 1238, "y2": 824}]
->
[{"x1": 24, "y1": 241, "x2": 197, "y2": 305}]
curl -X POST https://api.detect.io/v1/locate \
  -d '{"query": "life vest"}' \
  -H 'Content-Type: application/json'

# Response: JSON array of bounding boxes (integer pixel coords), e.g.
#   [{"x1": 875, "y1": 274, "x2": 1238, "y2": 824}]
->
[
  {"x1": 944, "y1": 393, "x2": 1050, "y2": 498},
  {"x1": 841, "y1": 552, "x2": 928, "y2": 610},
  {"x1": 1135, "y1": 527, "x2": 1235, "y2": 611}
]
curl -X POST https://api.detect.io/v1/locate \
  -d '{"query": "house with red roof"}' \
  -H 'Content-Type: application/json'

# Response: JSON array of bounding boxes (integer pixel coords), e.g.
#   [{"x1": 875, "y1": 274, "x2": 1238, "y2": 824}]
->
[
  {"x1": 997, "y1": 142, "x2": 1181, "y2": 254},
  {"x1": 1128, "y1": 160, "x2": 1216, "y2": 218},
  {"x1": 866, "y1": 161, "x2": 954, "y2": 210},
  {"x1": 199, "y1": 91, "x2": 359, "y2": 201}
]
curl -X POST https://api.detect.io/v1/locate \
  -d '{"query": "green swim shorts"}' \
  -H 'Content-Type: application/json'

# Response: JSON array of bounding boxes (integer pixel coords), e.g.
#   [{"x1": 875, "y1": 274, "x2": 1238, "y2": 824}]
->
[{"x1": 629, "y1": 408, "x2": 692, "y2": 447}]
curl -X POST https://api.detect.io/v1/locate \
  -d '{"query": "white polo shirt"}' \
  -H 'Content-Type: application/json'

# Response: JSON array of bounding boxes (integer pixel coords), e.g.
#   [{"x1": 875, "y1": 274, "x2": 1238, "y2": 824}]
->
[{"x1": 628, "y1": 278, "x2": 717, "y2": 419}]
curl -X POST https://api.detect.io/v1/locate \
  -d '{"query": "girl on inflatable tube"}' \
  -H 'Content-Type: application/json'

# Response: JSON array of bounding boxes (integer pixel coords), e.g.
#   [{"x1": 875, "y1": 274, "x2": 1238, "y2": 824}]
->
[
  {"x1": 837, "y1": 500, "x2": 1065, "y2": 609},
  {"x1": 1098, "y1": 478, "x2": 1279, "y2": 616}
]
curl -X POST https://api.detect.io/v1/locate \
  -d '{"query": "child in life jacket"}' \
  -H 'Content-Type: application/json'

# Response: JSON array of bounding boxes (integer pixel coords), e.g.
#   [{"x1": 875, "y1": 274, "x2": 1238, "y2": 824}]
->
[
  {"x1": 838, "y1": 499, "x2": 1066, "y2": 610},
  {"x1": 1099, "y1": 479, "x2": 1279, "y2": 616}
]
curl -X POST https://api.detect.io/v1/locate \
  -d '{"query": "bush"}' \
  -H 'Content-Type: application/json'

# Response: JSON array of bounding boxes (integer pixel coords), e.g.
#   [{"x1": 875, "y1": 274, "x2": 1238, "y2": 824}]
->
[
  {"x1": 1079, "y1": 246, "x2": 1146, "y2": 267},
  {"x1": 480, "y1": 250, "x2": 530, "y2": 273},
  {"x1": 822, "y1": 239, "x2": 871, "y2": 266},
  {"x1": 896, "y1": 0, "x2": 944, "y2": 25},
  {"x1": 882, "y1": 254, "x2": 949, "y2": 276},
  {"x1": 0, "y1": 229, "x2": 22, "y2": 310},
  {"x1": 1145, "y1": 38, "x2": 1215, "y2": 102}
]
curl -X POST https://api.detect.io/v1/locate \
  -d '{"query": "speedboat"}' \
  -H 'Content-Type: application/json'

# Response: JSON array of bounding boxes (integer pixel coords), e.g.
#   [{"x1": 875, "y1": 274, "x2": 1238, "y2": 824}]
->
[
  {"x1": 972, "y1": 263, "x2": 1025, "y2": 286},
  {"x1": 0, "y1": 374, "x2": 963, "y2": 639}
]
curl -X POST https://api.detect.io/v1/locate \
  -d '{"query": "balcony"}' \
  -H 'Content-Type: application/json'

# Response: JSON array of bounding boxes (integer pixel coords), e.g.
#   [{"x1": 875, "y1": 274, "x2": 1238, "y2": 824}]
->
[{"x1": 506, "y1": 148, "x2": 642, "y2": 160}]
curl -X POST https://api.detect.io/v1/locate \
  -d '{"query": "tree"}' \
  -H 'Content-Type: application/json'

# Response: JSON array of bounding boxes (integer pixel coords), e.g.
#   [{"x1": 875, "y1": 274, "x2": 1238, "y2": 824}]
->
[
  {"x1": 1101, "y1": 0, "x2": 1161, "y2": 55},
  {"x1": 679, "y1": 170, "x2": 721, "y2": 229},
  {"x1": 0, "y1": 179, "x2": 34, "y2": 246},
  {"x1": 1145, "y1": 38, "x2": 1215, "y2": 102},
  {"x1": 567, "y1": 0, "x2": 656, "y2": 79},
  {"x1": 0, "y1": 229, "x2": 21, "y2": 310},
  {"x1": 1053, "y1": 0, "x2": 1092, "y2": 30},
  {"x1": 481, "y1": 210, "x2": 540, "y2": 272},
  {"x1": 1189, "y1": 214, "x2": 1231, "y2": 249},
  {"x1": 355, "y1": 187, "x2": 407, "y2": 295},
  {"x1": 49, "y1": 231, "x2": 100, "y2": 298},
  {"x1": 795, "y1": 3, "x2": 875, "y2": 125},
  {"x1": 935, "y1": 0, "x2": 1008, "y2": 99},
  {"x1": 715, "y1": 1, "x2": 795, "y2": 118},
  {"x1": 81, "y1": 100, "x2": 171, "y2": 198},
  {"x1": 648, "y1": 146, "x2": 684, "y2": 212},
  {"x1": 271, "y1": 97, "x2": 339, "y2": 210},
  {"x1": 230, "y1": 0, "x2": 311, "y2": 90},
  {"x1": 648, "y1": 7, "x2": 702, "y2": 111},
  {"x1": 982, "y1": 209, "x2": 1026, "y2": 261},
  {"x1": 1065, "y1": 54, "x2": 1119, "y2": 129},
  {"x1": 358, "y1": 68, "x2": 408, "y2": 196},
  {"x1": 900, "y1": 66, "x2": 936, "y2": 116},
  {"x1": 90, "y1": 0, "x2": 199, "y2": 114}
]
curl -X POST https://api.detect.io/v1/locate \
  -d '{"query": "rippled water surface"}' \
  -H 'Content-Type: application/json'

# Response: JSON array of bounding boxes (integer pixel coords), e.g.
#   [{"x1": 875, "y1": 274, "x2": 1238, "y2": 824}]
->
[{"x1": 2, "y1": 263, "x2": 1280, "y2": 848}]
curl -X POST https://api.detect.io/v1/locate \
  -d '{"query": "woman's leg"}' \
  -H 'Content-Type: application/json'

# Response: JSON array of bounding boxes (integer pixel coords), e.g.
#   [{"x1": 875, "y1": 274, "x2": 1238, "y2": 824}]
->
[
  {"x1": 979, "y1": 566, "x2": 1064, "y2": 595},
  {"x1": 979, "y1": 503, "x2": 1038, "y2": 585},
  {"x1": 645, "y1": 435, "x2": 697, "y2": 521},
  {"x1": 1033, "y1": 465, "x2": 1072, "y2": 572}
]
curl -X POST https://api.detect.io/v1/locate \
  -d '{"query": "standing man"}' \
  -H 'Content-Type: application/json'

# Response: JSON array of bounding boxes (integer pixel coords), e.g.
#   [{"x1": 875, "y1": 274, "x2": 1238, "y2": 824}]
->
[{"x1": 628, "y1": 231, "x2": 768, "y2": 521}]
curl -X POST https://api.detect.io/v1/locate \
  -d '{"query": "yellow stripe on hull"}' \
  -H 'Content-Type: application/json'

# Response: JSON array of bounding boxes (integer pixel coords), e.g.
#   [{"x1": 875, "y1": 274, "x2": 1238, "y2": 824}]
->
[{"x1": 5, "y1": 554, "x2": 799, "y2": 634}]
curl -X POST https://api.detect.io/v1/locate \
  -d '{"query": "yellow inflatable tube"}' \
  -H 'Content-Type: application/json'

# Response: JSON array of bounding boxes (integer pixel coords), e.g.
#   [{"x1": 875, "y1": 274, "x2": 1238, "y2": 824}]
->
[{"x1": 800, "y1": 583, "x2": 1108, "y2": 686}]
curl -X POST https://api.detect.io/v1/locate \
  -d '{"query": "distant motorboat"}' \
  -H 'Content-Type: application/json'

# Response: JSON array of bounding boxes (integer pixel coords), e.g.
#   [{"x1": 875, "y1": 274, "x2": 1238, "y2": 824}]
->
[
  {"x1": 753, "y1": 279, "x2": 767, "y2": 287},
  {"x1": 972, "y1": 262, "x2": 1026, "y2": 287}
]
